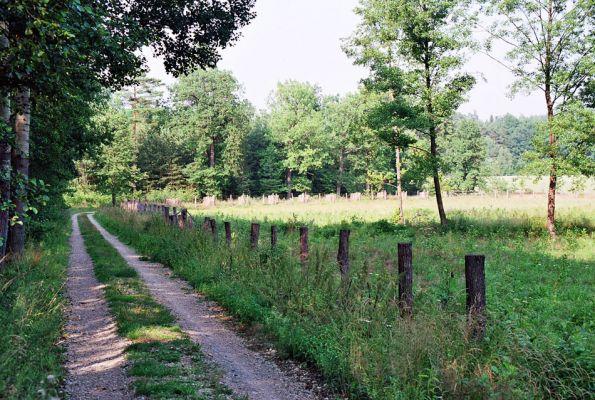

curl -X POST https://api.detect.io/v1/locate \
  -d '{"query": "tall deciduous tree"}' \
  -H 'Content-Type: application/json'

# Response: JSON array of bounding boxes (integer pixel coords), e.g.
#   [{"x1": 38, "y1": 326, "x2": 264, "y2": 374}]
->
[
  {"x1": 269, "y1": 81, "x2": 329, "y2": 197},
  {"x1": 444, "y1": 118, "x2": 487, "y2": 192},
  {"x1": 323, "y1": 92, "x2": 383, "y2": 196},
  {"x1": 0, "y1": 0, "x2": 256, "y2": 254},
  {"x1": 171, "y1": 69, "x2": 252, "y2": 197},
  {"x1": 90, "y1": 105, "x2": 143, "y2": 206},
  {"x1": 345, "y1": 0, "x2": 476, "y2": 225},
  {"x1": 483, "y1": 0, "x2": 594, "y2": 237}
]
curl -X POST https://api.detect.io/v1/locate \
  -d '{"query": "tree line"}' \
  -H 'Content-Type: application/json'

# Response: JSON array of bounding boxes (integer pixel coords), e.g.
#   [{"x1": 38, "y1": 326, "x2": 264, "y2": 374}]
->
[
  {"x1": 85, "y1": 0, "x2": 593, "y2": 238},
  {"x1": 1, "y1": 0, "x2": 593, "y2": 260},
  {"x1": 77, "y1": 71, "x2": 549, "y2": 205}
]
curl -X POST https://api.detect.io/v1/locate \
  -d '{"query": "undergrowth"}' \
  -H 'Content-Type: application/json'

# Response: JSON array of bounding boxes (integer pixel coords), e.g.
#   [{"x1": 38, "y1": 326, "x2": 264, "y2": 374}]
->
[
  {"x1": 78, "y1": 214, "x2": 241, "y2": 399},
  {"x1": 96, "y1": 208, "x2": 594, "y2": 399},
  {"x1": 0, "y1": 211, "x2": 71, "y2": 399}
]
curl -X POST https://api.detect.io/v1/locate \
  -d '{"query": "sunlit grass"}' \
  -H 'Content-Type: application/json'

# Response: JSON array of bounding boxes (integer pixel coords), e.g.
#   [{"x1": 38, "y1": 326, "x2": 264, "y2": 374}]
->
[{"x1": 185, "y1": 193, "x2": 595, "y2": 227}]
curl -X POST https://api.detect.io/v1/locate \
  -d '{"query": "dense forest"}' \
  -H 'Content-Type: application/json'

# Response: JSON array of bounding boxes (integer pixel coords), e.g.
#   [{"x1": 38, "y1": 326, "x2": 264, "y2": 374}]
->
[{"x1": 71, "y1": 71, "x2": 547, "y2": 204}]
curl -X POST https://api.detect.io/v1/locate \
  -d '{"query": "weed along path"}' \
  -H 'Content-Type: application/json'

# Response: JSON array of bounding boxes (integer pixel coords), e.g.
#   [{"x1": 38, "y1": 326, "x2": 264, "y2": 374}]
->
[
  {"x1": 65, "y1": 214, "x2": 133, "y2": 400},
  {"x1": 86, "y1": 214, "x2": 317, "y2": 400}
]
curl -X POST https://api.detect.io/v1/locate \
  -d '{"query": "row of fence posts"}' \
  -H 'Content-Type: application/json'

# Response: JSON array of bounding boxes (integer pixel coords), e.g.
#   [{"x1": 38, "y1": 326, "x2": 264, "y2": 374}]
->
[{"x1": 122, "y1": 200, "x2": 487, "y2": 339}]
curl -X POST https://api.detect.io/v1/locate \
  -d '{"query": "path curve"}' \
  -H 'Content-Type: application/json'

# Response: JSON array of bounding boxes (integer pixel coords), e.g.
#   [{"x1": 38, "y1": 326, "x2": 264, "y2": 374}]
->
[
  {"x1": 64, "y1": 214, "x2": 132, "y2": 400},
  {"x1": 88, "y1": 214, "x2": 317, "y2": 400}
]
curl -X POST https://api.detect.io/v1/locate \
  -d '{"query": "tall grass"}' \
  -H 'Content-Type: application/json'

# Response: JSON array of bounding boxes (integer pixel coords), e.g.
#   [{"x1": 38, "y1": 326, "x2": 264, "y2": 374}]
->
[
  {"x1": 0, "y1": 212, "x2": 71, "y2": 399},
  {"x1": 96, "y1": 207, "x2": 594, "y2": 399}
]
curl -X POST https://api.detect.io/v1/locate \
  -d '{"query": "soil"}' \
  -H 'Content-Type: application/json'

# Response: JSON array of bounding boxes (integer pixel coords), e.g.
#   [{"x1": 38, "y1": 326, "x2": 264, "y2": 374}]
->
[{"x1": 64, "y1": 214, "x2": 133, "y2": 400}]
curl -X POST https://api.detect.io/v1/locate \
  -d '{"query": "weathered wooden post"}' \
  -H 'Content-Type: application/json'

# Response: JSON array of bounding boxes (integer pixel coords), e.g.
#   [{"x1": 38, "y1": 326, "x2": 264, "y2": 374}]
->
[
  {"x1": 299, "y1": 226, "x2": 309, "y2": 267},
  {"x1": 181, "y1": 208, "x2": 188, "y2": 228},
  {"x1": 337, "y1": 229, "x2": 350, "y2": 281},
  {"x1": 224, "y1": 222, "x2": 232, "y2": 245},
  {"x1": 465, "y1": 255, "x2": 486, "y2": 339},
  {"x1": 271, "y1": 225, "x2": 278, "y2": 247},
  {"x1": 250, "y1": 223, "x2": 260, "y2": 248},
  {"x1": 397, "y1": 242, "x2": 413, "y2": 318},
  {"x1": 172, "y1": 207, "x2": 178, "y2": 227},
  {"x1": 163, "y1": 206, "x2": 170, "y2": 222},
  {"x1": 209, "y1": 218, "x2": 217, "y2": 239}
]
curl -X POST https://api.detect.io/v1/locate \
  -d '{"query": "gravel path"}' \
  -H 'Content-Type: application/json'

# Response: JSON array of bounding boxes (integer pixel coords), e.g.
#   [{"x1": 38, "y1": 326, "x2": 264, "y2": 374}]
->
[
  {"x1": 64, "y1": 214, "x2": 133, "y2": 400},
  {"x1": 87, "y1": 214, "x2": 317, "y2": 400}
]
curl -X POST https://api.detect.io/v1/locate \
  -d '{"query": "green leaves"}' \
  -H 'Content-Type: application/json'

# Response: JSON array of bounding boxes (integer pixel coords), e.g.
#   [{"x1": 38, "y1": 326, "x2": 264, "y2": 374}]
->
[
  {"x1": 170, "y1": 68, "x2": 252, "y2": 196},
  {"x1": 524, "y1": 103, "x2": 595, "y2": 177}
]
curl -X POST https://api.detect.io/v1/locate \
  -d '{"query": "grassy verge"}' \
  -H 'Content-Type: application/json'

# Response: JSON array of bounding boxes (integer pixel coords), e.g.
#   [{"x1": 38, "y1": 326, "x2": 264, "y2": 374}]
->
[
  {"x1": 78, "y1": 214, "x2": 240, "y2": 399},
  {"x1": 0, "y1": 211, "x2": 71, "y2": 399},
  {"x1": 96, "y1": 208, "x2": 594, "y2": 399}
]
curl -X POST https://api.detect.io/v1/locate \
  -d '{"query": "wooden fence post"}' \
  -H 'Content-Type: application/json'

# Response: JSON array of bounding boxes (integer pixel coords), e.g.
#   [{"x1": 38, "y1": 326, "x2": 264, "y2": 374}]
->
[
  {"x1": 271, "y1": 225, "x2": 278, "y2": 247},
  {"x1": 337, "y1": 229, "x2": 350, "y2": 281},
  {"x1": 172, "y1": 207, "x2": 178, "y2": 227},
  {"x1": 397, "y1": 242, "x2": 413, "y2": 318},
  {"x1": 209, "y1": 218, "x2": 217, "y2": 239},
  {"x1": 224, "y1": 222, "x2": 232, "y2": 245},
  {"x1": 250, "y1": 223, "x2": 260, "y2": 248},
  {"x1": 299, "y1": 226, "x2": 309, "y2": 267},
  {"x1": 465, "y1": 255, "x2": 486, "y2": 339},
  {"x1": 163, "y1": 206, "x2": 170, "y2": 223},
  {"x1": 181, "y1": 208, "x2": 188, "y2": 228}
]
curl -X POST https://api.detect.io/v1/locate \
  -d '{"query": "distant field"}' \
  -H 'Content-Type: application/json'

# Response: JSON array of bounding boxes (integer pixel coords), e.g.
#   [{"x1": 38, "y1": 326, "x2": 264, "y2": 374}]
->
[{"x1": 186, "y1": 193, "x2": 595, "y2": 226}]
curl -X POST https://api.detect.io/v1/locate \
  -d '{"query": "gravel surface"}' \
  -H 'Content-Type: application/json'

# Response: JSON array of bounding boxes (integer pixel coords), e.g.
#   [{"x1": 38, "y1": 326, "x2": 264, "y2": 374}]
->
[
  {"x1": 64, "y1": 214, "x2": 133, "y2": 400},
  {"x1": 88, "y1": 214, "x2": 318, "y2": 400}
]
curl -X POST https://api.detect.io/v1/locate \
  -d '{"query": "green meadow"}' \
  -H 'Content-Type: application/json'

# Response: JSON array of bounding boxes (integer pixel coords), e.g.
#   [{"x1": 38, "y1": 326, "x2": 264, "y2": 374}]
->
[{"x1": 96, "y1": 195, "x2": 595, "y2": 399}]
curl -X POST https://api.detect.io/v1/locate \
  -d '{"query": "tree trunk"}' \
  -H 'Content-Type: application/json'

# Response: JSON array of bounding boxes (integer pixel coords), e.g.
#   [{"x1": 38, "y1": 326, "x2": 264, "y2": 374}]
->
[
  {"x1": 209, "y1": 140, "x2": 215, "y2": 168},
  {"x1": 9, "y1": 87, "x2": 31, "y2": 255},
  {"x1": 545, "y1": 90, "x2": 557, "y2": 238},
  {"x1": 0, "y1": 22, "x2": 11, "y2": 262},
  {"x1": 543, "y1": 1, "x2": 557, "y2": 239},
  {"x1": 430, "y1": 129, "x2": 447, "y2": 225},
  {"x1": 424, "y1": 47, "x2": 447, "y2": 225},
  {"x1": 336, "y1": 147, "x2": 345, "y2": 196},
  {"x1": 111, "y1": 190, "x2": 116, "y2": 207},
  {"x1": 286, "y1": 169, "x2": 292, "y2": 198},
  {"x1": 0, "y1": 93, "x2": 10, "y2": 261},
  {"x1": 395, "y1": 146, "x2": 405, "y2": 224}
]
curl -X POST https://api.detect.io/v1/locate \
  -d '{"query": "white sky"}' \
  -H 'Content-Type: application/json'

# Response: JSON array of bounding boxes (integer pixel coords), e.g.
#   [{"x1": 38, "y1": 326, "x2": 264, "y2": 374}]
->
[{"x1": 146, "y1": 0, "x2": 546, "y2": 120}]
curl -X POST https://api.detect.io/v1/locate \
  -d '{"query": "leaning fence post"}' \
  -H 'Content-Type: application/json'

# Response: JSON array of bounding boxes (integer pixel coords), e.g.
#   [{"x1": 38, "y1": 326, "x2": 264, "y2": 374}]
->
[
  {"x1": 337, "y1": 229, "x2": 350, "y2": 281},
  {"x1": 271, "y1": 225, "x2": 278, "y2": 247},
  {"x1": 299, "y1": 226, "x2": 309, "y2": 268},
  {"x1": 397, "y1": 242, "x2": 413, "y2": 318},
  {"x1": 465, "y1": 255, "x2": 486, "y2": 339},
  {"x1": 250, "y1": 223, "x2": 260, "y2": 248},
  {"x1": 224, "y1": 222, "x2": 232, "y2": 245}
]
